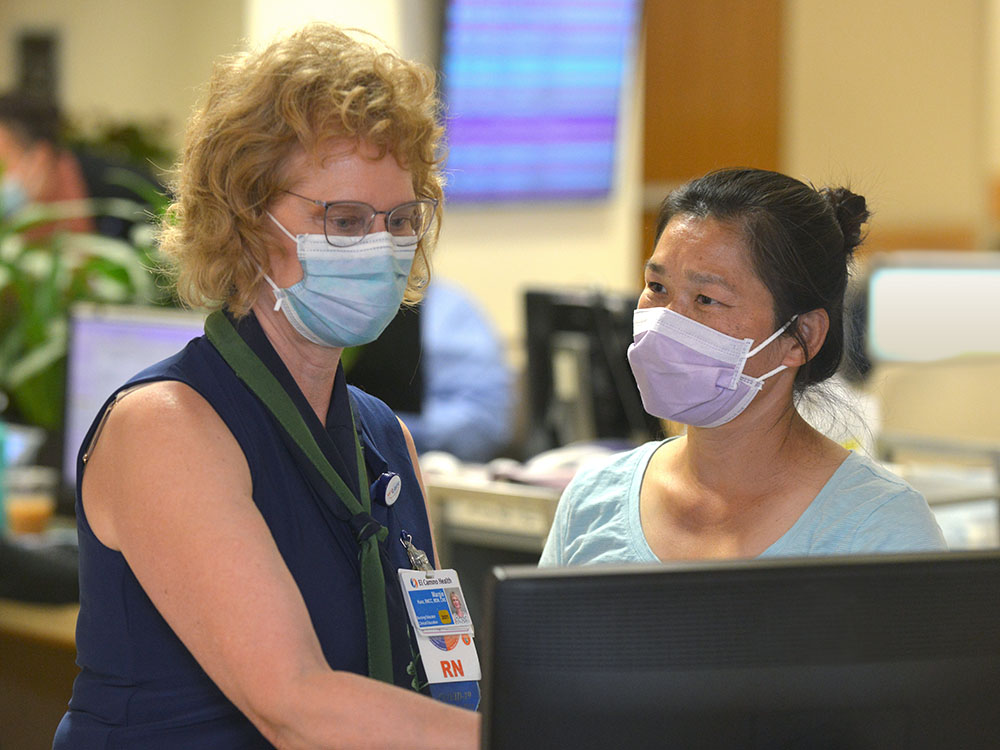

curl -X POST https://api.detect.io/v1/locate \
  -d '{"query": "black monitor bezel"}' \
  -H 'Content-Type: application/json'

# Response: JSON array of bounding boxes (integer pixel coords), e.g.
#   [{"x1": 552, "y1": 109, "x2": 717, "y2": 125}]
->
[{"x1": 481, "y1": 551, "x2": 1000, "y2": 750}]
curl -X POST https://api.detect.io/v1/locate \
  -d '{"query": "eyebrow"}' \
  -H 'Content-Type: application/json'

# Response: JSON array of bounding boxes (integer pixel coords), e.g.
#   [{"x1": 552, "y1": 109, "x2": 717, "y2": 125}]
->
[
  {"x1": 687, "y1": 270, "x2": 736, "y2": 292},
  {"x1": 644, "y1": 260, "x2": 665, "y2": 275},
  {"x1": 644, "y1": 261, "x2": 737, "y2": 292}
]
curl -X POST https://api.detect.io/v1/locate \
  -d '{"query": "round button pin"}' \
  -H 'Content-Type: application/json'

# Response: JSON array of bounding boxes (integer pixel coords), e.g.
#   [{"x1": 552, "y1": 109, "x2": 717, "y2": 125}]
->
[
  {"x1": 372, "y1": 472, "x2": 402, "y2": 506},
  {"x1": 384, "y1": 473, "x2": 402, "y2": 505}
]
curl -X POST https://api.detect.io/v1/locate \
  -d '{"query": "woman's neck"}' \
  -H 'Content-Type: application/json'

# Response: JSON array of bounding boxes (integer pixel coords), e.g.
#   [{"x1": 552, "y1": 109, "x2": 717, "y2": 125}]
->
[
  {"x1": 684, "y1": 408, "x2": 810, "y2": 497},
  {"x1": 250, "y1": 297, "x2": 342, "y2": 424},
  {"x1": 668, "y1": 377, "x2": 839, "y2": 522},
  {"x1": 641, "y1": 373, "x2": 852, "y2": 559},
  {"x1": 645, "y1": 410, "x2": 833, "y2": 559}
]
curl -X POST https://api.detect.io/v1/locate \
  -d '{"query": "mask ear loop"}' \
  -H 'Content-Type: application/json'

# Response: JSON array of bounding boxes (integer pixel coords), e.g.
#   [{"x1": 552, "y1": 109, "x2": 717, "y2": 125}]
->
[
  {"x1": 267, "y1": 211, "x2": 298, "y2": 243},
  {"x1": 747, "y1": 314, "x2": 799, "y2": 358},
  {"x1": 748, "y1": 315, "x2": 799, "y2": 381},
  {"x1": 262, "y1": 274, "x2": 285, "y2": 312},
  {"x1": 757, "y1": 363, "x2": 789, "y2": 381},
  {"x1": 261, "y1": 212, "x2": 298, "y2": 311}
]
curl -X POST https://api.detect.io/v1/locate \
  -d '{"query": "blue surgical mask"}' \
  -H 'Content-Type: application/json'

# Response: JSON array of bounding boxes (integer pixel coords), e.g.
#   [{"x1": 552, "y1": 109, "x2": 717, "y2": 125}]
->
[
  {"x1": 1, "y1": 176, "x2": 28, "y2": 219},
  {"x1": 264, "y1": 213, "x2": 415, "y2": 348}
]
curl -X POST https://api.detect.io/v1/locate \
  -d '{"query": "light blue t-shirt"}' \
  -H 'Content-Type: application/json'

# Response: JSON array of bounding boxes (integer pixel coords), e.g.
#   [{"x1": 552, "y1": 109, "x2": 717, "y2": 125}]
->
[{"x1": 539, "y1": 439, "x2": 947, "y2": 566}]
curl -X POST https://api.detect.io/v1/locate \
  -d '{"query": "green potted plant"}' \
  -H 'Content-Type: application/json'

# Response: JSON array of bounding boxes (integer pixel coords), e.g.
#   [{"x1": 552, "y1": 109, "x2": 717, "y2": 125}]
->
[{"x1": 0, "y1": 170, "x2": 169, "y2": 430}]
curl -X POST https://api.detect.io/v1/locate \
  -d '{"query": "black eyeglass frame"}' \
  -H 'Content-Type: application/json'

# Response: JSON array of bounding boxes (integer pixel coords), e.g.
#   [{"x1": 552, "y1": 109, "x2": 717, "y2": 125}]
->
[{"x1": 283, "y1": 190, "x2": 438, "y2": 248}]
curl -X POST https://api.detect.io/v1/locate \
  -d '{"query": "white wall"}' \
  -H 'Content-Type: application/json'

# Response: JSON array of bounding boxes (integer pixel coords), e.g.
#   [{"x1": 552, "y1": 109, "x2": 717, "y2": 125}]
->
[
  {"x1": 782, "y1": 0, "x2": 988, "y2": 236},
  {"x1": 432, "y1": 46, "x2": 645, "y2": 356},
  {"x1": 988, "y1": 0, "x2": 1000, "y2": 183},
  {"x1": 0, "y1": 0, "x2": 245, "y2": 151},
  {"x1": 246, "y1": 0, "x2": 402, "y2": 52}
]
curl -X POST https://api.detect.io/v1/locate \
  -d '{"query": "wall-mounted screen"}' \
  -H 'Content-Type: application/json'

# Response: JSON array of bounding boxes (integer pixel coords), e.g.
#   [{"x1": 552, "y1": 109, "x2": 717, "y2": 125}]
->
[{"x1": 440, "y1": 0, "x2": 641, "y2": 203}]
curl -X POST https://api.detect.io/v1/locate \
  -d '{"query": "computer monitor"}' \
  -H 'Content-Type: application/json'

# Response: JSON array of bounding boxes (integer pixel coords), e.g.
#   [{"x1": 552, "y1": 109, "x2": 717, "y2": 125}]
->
[
  {"x1": 344, "y1": 303, "x2": 423, "y2": 414},
  {"x1": 62, "y1": 303, "x2": 206, "y2": 493},
  {"x1": 523, "y1": 287, "x2": 660, "y2": 456},
  {"x1": 864, "y1": 250, "x2": 1000, "y2": 364},
  {"x1": 481, "y1": 552, "x2": 1000, "y2": 750}
]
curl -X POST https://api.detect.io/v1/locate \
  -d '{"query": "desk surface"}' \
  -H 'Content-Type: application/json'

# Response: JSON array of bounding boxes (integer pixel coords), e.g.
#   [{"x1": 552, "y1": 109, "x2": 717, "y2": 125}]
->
[
  {"x1": 0, "y1": 598, "x2": 78, "y2": 650},
  {"x1": 0, "y1": 477, "x2": 552, "y2": 655},
  {"x1": 424, "y1": 474, "x2": 561, "y2": 559}
]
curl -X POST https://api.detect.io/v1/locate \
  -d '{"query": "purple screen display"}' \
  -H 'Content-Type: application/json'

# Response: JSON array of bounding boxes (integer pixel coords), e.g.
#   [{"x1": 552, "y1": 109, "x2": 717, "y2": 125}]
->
[{"x1": 440, "y1": 0, "x2": 640, "y2": 202}]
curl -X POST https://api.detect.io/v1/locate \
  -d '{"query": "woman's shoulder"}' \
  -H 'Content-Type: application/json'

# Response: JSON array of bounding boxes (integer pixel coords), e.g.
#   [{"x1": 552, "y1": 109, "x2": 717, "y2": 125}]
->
[
  {"x1": 88, "y1": 376, "x2": 240, "y2": 472},
  {"x1": 806, "y1": 452, "x2": 947, "y2": 553},
  {"x1": 557, "y1": 441, "x2": 666, "y2": 533},
  {"x1": 347, "y1": 384, "x2": 392, "y2": 419},
  {"x1": 562, "y1": 440, "x2": 662, "y2": 494},
  {"x1": 827, "y1": 451, "x2": 923, "y2": 502},
  {"x1": 108, "y1": 335, "x2": 226, "y2": 404},
  {"x1": 540, "y1": 440, "x2": 665, "y2": 567},
  {"x1": 80, "y1": 376, "x2": 250, "y2": 548},
  {"x1": 347, "y1": 385, "x2": 405, "y2": 441},
  {"x1": 80, "y1": 336, "x2": 222, "y2": 470}
]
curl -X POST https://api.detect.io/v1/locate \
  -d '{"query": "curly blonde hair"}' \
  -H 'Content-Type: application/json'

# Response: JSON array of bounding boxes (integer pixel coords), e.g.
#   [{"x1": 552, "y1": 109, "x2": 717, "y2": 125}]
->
[{"x1": 158, "y1": 22, "x2": 445, "y2": 315}]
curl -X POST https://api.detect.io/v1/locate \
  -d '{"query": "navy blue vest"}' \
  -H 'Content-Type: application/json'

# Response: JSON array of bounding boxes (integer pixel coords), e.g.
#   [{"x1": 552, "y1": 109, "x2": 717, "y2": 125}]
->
[{"x1": 55, "y1": 314, "x2": 434, "y2": 748}]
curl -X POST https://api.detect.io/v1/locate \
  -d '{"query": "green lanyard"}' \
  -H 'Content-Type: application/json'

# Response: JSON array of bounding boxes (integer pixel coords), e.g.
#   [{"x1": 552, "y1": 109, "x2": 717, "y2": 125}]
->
[{"x1": 204, "y1": 310, "x2": 394, "y2": 684}]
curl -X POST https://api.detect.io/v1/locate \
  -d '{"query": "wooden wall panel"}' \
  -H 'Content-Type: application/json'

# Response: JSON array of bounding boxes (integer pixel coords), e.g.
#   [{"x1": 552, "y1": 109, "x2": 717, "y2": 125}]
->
[
  {"x1": 861, "y1": 225, "x2": 978, "y2": 254},
  {"x1": 642, "y1": 0, "x2": 782, "y2": 185},
  {"x1": 638, "y1": 0, "x2": 783, "y2": 276}
]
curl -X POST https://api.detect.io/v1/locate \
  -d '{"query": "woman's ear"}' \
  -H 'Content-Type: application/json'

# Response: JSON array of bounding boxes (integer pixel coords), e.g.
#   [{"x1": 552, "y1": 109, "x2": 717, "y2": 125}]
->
[{"x1": 781, "y1": 308, "x2": 829, "y2": 368}]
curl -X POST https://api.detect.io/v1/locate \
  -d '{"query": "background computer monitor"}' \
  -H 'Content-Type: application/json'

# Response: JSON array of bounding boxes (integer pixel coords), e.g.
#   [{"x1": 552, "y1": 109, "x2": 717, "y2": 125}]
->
[
  {"x1": 481, "y1": 552, "x2": 1000, "y2": 750},
  {"x1": 343, "y1": 304, "x2": 423, "y2": 414},
  {"x1": 62, "y1": 303, "x2": 206, "y2": 496},
  {"x1": 522, "y1": 287, "x2": 661, "y2": 456},
  {"x1": 864, "y1": 250, "x2": 1000, "y2": 364}
]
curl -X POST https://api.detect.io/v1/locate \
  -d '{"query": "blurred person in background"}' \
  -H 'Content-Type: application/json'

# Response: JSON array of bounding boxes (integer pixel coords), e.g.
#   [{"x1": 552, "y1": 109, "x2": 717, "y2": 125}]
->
[
  {"x1": 0, "y1": 91, "x2": 161, "y2": 240},
  {"x1": 347, "y1": 277, "x2": 514, "y2": 463}
]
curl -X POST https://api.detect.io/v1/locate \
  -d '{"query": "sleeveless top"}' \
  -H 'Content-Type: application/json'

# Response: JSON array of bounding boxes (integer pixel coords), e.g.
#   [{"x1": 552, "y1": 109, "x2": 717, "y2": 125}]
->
[{"x1": 54, "y1": 312, "x2": 435, "y2": 749}]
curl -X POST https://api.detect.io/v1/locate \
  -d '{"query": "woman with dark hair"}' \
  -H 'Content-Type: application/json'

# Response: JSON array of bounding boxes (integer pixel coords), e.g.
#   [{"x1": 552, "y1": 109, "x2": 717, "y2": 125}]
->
[{"x1": 540, "y1": 168, "x2": 945, "y2": 566}]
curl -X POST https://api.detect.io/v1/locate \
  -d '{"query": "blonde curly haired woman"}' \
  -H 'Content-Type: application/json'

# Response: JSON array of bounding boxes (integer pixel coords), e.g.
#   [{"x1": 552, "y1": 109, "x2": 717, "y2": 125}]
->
[{"x1": 54, "y1": 23, "x2": 479, "y2": 749}]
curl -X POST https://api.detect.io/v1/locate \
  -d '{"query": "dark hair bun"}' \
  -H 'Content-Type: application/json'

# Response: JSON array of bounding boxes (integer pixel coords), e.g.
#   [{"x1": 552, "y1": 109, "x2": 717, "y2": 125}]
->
[{"x1": 821, "y1": 187, "x2": 869, "y2": 256}]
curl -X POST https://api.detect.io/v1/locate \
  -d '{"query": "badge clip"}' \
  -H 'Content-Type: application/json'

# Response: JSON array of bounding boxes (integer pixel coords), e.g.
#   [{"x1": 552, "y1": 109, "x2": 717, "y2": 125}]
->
[{"x1": 401, "y1": 531, "x2": 434, "y2": 574}]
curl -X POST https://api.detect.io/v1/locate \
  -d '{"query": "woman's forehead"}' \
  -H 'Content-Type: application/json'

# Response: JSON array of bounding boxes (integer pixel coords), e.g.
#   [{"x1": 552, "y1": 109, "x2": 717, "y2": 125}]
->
[
  {"x1": 280, "y1": 138, "x2": 411, "y2": 200},
  {"x1": 652, "y1": 216, "x2": 749, "y2": 268},
  {"x1": 651, "y1": 215, "x2": 773, "y2": 297}
]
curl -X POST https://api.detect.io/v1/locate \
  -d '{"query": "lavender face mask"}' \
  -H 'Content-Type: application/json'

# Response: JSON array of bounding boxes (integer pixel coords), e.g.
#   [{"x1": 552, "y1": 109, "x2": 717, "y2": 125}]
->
[{"x1": 626, "y1": 307, "x2": 795, "y2": 428}]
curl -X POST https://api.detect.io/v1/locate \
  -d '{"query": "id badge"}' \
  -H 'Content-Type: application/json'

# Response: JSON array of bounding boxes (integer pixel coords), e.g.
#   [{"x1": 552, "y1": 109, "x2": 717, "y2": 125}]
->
[
  {"x1": 398, "y1": 568, "x2": 482, "y2": 684},
  {"x1": 397, "y1": 533, "x2": 480, "y2": 709},
  {"x1": 399, "y1": 569, "x2": 475, "y2": 637}
]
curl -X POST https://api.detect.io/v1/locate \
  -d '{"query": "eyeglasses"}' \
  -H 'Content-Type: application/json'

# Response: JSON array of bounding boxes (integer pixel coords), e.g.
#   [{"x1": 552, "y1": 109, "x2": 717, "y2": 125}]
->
[{"x1": 284, "y1": 191, "x2": 438, "y2": 248}]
